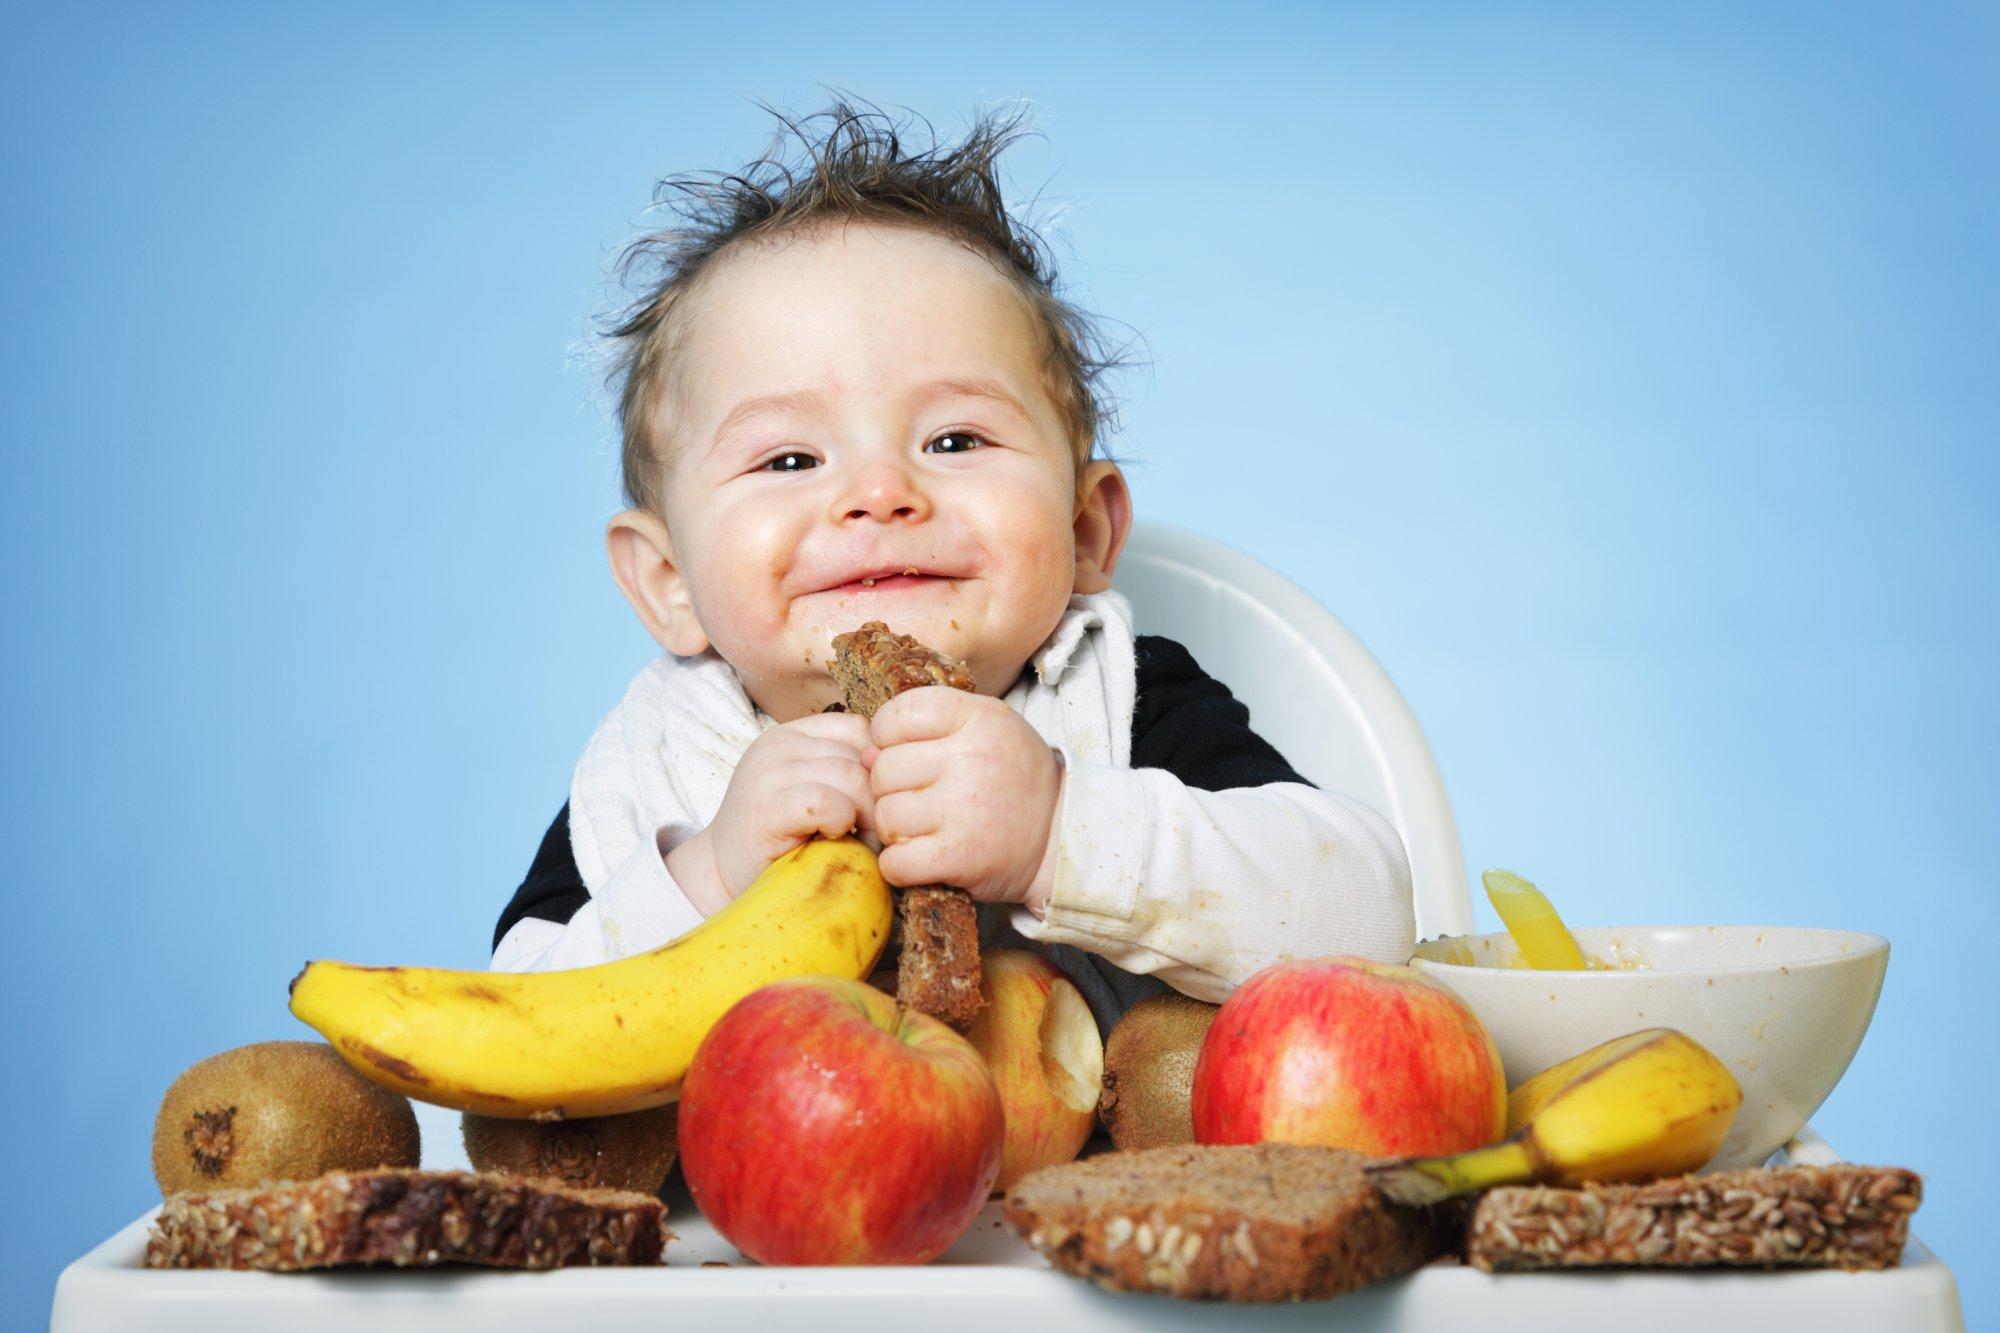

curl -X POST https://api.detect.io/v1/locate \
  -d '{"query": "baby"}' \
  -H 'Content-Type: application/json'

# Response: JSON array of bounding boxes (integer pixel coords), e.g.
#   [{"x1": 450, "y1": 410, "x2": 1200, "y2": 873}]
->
[{"x1": 492, "y1": 101, "x2": 1414, "y2": 1027}]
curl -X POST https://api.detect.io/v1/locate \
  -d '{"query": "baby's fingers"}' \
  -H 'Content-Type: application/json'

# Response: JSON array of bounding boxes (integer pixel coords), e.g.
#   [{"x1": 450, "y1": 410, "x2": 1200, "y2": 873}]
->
[
  {"x1": 780, "y1": 757, "x2": 875, "y2": 831},
  {"x1": 877, "y1": 834, "x2": 978, "y2": 897},
  {"x1": 870, "y1": 686, "x2": 978, "y2": 748},
  {"x1": 779, "y1": 782, "x2": 868, "y2": 843},
  {"x1": 757, "y1": 734, "x2": 871, "y2": 767},
  {"x1": 867, "y1": 737, "x2": 949, "y2": 797},
  {"x1": 872, "y1": 790, "x2": 941, "y2": 848},
  {"x1": 773, "y1": 711, "x2": 874, "y2": 753}
]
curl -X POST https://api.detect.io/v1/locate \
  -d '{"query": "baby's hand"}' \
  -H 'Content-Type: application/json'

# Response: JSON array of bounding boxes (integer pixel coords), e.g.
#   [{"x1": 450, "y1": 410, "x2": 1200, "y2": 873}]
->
[
  {"x1": 674, "y1": 712, "x2": 876, "y2": 907},
  {"x1": 867, "y1": 688, "x2": 1062, "y2": 906}
]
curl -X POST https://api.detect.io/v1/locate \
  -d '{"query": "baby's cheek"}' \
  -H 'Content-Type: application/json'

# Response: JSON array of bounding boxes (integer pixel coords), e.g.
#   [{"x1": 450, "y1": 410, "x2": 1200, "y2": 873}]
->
[{"x1": 984, "y1": 477, "x2": 1077, "y2": 580}]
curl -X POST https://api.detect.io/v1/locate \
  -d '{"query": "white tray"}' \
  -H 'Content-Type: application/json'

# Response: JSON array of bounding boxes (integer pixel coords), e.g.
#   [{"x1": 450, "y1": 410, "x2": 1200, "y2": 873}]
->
[{"x1": 53, "y1": 1109, "x2": 1964, "y2": 1333}]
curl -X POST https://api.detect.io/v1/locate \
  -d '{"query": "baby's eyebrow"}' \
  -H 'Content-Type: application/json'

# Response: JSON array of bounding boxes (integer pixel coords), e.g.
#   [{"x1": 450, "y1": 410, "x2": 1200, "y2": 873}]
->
[
  {"x1": 710, "y1": 388, "x2": 830, "y2": 451},
  {"x1": 913, "y1": 374, "x2": 1032, "y2": 421}
]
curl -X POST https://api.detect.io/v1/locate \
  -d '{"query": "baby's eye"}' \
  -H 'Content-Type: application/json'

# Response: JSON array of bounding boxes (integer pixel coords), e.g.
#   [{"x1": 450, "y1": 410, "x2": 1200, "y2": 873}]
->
[
  {"x1": 761, "y1": 451, "x2": 818, "y2": 473},
  {"x1": 924, "y1": 431, "x2": 985, "y2": 455}
]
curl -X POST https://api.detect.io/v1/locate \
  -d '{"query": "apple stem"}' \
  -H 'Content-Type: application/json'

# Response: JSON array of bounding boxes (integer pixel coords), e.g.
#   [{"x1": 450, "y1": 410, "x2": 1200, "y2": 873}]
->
[{"x1": 1366, "y1": 1140, "x2": 1537, "y2": 1206}]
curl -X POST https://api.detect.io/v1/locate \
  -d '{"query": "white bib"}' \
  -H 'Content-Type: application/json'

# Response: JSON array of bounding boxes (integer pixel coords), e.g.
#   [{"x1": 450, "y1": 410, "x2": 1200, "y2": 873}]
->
[{"x1": 567, "y1": 589, "x2": 1138, "y2": 894}]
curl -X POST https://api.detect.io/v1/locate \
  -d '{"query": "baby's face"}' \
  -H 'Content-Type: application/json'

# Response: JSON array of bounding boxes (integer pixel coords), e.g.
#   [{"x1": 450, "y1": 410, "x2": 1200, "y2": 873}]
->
[{"x1": 631, "y1": 222, "x2": 1121, "y2": 720}]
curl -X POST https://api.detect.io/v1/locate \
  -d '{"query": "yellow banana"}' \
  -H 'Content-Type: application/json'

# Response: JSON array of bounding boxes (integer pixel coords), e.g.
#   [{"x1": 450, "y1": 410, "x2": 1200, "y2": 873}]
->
[
  {"x1": 289, "y1": 836, "x2": 893, "y2": 1119},
  {"x1": 1482, "y1": 868, "x2": 1587, "y2": 970},
  {"x1": 1369, "y1": 1028, "x2": 1741, "y2": 1205}
]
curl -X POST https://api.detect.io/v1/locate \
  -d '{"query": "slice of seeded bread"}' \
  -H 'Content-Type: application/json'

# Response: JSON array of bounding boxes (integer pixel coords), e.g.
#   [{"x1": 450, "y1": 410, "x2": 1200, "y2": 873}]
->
[
  {"x1": 1004, "y1": 1143, "x2": 1464, "y2": 1302},
  {"x1": 830, "y1": 620, "x2": 984, "y2": 1030},
  {"x1": 1468, "y1": 1165, "x2": 1921, "y2": 1272},
  {"x1": 829, "y1": 619, "x2": 976, "y2": 712},
  {"x1": 144, "y1": 1168, "x2": 669, "y2": 1270}
]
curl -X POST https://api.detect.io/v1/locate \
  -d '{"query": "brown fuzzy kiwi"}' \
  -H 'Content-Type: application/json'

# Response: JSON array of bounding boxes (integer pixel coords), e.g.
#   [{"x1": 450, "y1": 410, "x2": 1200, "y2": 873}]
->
[
  {"x1": 462, "y1": 1103, "x2": 678, "y2": 1194},
  {"x1": 1098, "y1": 992, "x2": 1221, "y2": 1151},
  {"x1": 152, "y1": 1041, "x2": 420, "y2": 1196}
]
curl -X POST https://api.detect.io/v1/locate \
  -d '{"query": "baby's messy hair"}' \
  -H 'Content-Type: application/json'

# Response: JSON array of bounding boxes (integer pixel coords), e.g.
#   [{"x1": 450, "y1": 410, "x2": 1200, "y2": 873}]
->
[{"x1": 604, "y1": 93, "x2": 1137, "y2": 514}]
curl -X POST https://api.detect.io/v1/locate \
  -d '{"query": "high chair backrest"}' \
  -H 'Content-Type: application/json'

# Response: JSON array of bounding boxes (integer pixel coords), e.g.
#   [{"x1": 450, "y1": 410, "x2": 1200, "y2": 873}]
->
[{"x1": 1112, "y1": 520, "x2": 1472, "y2": 940}]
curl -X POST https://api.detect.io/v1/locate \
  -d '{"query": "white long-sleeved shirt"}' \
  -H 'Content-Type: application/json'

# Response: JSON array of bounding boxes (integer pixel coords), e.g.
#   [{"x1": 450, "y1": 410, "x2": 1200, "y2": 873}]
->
[{"x1": 492, "y1": 635, "x2": 1414, "y2": 1008}]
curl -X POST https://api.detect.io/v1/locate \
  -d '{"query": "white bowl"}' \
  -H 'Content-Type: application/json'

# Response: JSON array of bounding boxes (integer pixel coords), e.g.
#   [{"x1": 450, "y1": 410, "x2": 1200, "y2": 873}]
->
[{"x1": 1408, "y1": 925, "x2": 1888, "y2": 1170}]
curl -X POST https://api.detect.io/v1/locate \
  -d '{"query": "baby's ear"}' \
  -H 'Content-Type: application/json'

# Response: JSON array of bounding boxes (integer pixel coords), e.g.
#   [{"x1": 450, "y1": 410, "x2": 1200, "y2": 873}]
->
[
  {"x1": 1071, "y1": 460, "x2": 1133, "y2": 595},
  {"x1": 606, "y1": 509, "x2": 710, "y2": 656}
]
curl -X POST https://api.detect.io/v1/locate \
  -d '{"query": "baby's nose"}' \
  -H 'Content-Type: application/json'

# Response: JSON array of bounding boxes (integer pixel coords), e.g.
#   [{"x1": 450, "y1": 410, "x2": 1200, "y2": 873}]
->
[{"x1": 834, "y1": 458, "x2": 932, "y2": 523}]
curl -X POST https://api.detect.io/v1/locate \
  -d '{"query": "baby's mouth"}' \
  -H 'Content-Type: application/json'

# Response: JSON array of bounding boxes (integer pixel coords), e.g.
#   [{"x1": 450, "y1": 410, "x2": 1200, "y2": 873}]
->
[
  {"x1": 834, "y1": 572, "x2": 943, "y2": 593},
  {"x1": 815, "y1": 565, "x2": 964, "y2": 596}
]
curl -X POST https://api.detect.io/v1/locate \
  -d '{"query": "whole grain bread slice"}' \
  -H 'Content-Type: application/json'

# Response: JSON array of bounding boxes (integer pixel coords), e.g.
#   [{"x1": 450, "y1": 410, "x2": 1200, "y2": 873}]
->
[
  {"x1": 1468, "y1": 1164, "x2": 1920, "y2": 1272},
  {"x1": 144, "y1": 1168, "x2": 668, "y2": 1271},
  {"x1": 1004, "y1": 1143, "x2": 1463, "y2": 1302},
  {"x1": 830, "y1": 619, "x2": 975, "y2": 712},
  {"x1": 830, "y1": 620, "x2": 984, "y2": 1029}
]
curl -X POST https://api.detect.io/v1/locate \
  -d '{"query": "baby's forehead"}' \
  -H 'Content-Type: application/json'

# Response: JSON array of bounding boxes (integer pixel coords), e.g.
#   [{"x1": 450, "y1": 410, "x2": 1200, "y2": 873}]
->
[{"x1": 674, "y1": 227, "x2": 1050, "y2": 408}]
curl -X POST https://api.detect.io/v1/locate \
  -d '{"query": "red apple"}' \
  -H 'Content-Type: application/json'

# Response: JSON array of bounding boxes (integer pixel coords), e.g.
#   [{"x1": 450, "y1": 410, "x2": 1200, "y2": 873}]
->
[
  {"x1": 678, "y1": 975, "x2": 1004, "y2": 1265},
  {"x1": 962, "y1": 950, "x2": 1103, "y2": 1193},
  {"x1": 1191, "y1": 956, "x2": 1505, "y2": 1158}
]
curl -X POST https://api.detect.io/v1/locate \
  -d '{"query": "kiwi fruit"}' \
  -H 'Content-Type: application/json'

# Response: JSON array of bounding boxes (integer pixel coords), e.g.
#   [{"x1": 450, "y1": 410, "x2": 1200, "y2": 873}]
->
[
  {"x1": 1098, "y1": 992, "x2": 1221, "y2": 1151},
  {"x1": 152, "y1": 1041, "x2": 420, "y2": 1196},
  {"x1": 462, "y1": 1103, "x2": 678, "y2": 1194}
]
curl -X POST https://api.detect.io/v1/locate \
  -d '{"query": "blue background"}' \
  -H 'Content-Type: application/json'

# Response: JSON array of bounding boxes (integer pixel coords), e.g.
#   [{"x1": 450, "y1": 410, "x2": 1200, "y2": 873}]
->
[{"x1": 4, "y1": 2, "x2": 1993, "y2": 1326}]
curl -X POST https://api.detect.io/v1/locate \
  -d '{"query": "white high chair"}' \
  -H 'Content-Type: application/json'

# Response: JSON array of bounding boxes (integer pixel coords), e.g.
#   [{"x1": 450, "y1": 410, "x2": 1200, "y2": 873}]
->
[{"x1": 1112, "y1": 520, "x2": 1473, "y2": 939}]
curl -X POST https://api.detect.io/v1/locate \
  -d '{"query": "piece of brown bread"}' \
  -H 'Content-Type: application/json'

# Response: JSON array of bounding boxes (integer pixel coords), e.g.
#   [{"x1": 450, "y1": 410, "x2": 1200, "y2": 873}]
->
[
  {"x1": 144, "y1": 1168, "x2": 668, "y2": 1271},
  {"x1": 1467, "y1": 1165, "x2": 1920, "y2": 1273},
  {"x1": 1004, "y1": 1143, "x2": 1464, "y2": 1302},
  {"x1": 895, "y1": 885, "x2": 984, "y2": 1026},
  {"x1": 830, "y1": 620, "x2": 975, "y2": 713},
  {"x1": 830, "y1": 620, "x2": 983, "y2": 1030}
]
